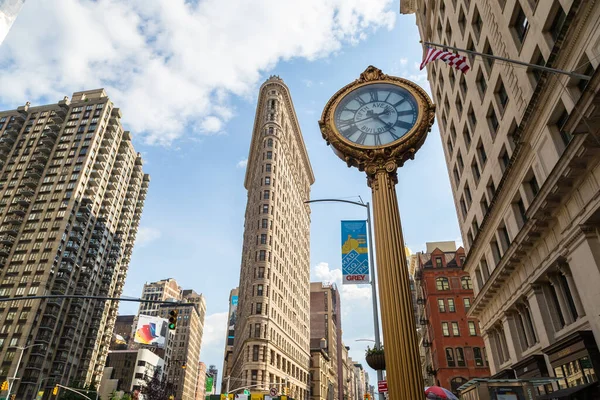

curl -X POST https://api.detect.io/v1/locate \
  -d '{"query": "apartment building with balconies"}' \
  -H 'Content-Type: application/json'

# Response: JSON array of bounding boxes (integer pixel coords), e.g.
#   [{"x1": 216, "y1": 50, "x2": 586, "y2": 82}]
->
[{"x1": 0, "y1": 89, "x2": 149, "y2": 399}]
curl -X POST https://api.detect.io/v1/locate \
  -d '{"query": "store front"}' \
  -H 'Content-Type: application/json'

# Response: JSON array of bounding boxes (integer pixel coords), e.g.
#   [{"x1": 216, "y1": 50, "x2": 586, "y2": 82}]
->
[
  {"x1": 541, "y1": 331, "x2": 599, "y2": 399},
  {"x1": 512, "y1": 355, "x2": 552, "y2": 396}
]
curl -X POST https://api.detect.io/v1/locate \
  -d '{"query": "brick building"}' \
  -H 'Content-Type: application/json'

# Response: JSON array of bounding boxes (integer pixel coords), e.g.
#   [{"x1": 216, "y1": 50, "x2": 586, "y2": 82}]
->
[{"x1": 414, "y1": 242, "x2": 490, "y2": 393}]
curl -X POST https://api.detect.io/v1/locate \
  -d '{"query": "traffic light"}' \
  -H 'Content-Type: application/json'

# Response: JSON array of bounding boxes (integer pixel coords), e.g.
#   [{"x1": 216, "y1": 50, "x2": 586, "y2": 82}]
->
[
  {"x1": 283, "y1": 387, "x2": 289, "y2": 396},
  {"x1": 1, "y1": 381, "x2": 8, "y2": 391},
  {"x1": 168, "y1": 310, "x2": 178, "y2": 330},
  {"x1": 53, "y1": 385, "x2": 59, "y2": 396}
]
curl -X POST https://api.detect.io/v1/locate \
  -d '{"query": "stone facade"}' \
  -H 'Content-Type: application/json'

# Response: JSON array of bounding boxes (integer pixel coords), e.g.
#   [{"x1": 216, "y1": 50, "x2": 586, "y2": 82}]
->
[
  {"x1": 309, "y1": 282, "x2": 341, "y2": 400},
  {"x1": 0, "y1": 89, "x2": 148, "y2": 398},
  {"x1": 412, "y1": 0, "x2": 600, "y2": 396},
  {"x1": 230, "y1": 76, "x2": 314, "y2": 400}
]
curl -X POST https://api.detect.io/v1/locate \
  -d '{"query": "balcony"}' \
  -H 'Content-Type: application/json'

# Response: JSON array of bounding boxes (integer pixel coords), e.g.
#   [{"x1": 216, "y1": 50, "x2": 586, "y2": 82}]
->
[
  {"x1": 21, "y1": 177, "x2": 38, "y2": 188},
  {"x1": 65, "y1": 242, "x2": 80, "y2": 252},
  {"x1": 76, "y1": 210, "x2": 90, "y2": 221},
  {"x1": 107, "y1": 257, "x2": 118, "y2": 266},
  {"x1": 47, "y1": 123, "x2": 61, "y2": 132},
  {"x1": 68, "y1": 305, "x2": 82, "y2": 317},
  {"x1": 0, "y1": 234, "x2": 15, "y2": 245},
  {"x1": 70, "y1": 232, "x2": 83, "y2": 242},
  {"x1": 89, "y1": 239, "x2": 100, "y2": 249},
  {"x1": 87, "y1": 249, "x2": 99, "y2": 258},
  {"x1": 41, "y1": 129, "x2": 58, "y2": 140},
  {"x1": 43, "y1": 307, "x2": 59, "y2": 319},
  {"x1": 72, "y1": 222, "x2": 85, "y2": 232},
  {"x1": 95, "y1": 153, "x2": 107, "y2": 162},
  {"x1": 34, "y1": 153, "x2": 48, "y2": 163},
  {"x1": 52, "y1": 282, "x2": 68, "y2": 294},
  {"x1": 0, "y1": 245, "x2": 11, "y2": 256},
  {"x1": 29, "y1": 162, "x2": 45, "y2": 171},
  {"x1": 1, "y1": 225, "x2": 21, "y2": 235},
  {"x1": 6, "y1": 212, "x2": 24, "y2": 224},
  {"x1": 419, "y1": 318, "x2": 428, "y2": 326}
]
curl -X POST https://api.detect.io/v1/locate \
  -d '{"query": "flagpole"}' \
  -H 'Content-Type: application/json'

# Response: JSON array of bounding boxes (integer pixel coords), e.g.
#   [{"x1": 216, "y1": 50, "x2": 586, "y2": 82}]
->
[{"x1": 421, "y1": 40, "x2": 591, "y2": 81}]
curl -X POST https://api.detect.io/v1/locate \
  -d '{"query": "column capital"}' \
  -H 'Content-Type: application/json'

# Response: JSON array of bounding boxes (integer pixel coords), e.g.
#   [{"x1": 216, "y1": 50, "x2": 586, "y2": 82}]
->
[{"x1": 366, "y1": 161, "x2": 398, "y2": 190}]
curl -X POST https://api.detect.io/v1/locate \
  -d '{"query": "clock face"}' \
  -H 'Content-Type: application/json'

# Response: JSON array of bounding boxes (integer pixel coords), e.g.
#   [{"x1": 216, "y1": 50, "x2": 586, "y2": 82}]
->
[{"x1": 333, "y1": 83, "x2": 419, "y2": 147}]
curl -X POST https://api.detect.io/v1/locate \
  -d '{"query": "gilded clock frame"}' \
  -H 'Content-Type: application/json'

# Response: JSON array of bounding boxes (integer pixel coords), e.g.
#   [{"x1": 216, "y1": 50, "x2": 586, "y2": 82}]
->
[{"x1": 319, "y1": 65, "x2": 436, "y2": 171}]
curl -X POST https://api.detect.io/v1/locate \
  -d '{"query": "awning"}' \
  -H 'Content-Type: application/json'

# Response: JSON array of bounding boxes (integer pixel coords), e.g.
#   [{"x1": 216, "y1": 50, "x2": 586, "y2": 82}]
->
[{"x1": 537, "y1": 382, "x2": 598, "y2": 399}]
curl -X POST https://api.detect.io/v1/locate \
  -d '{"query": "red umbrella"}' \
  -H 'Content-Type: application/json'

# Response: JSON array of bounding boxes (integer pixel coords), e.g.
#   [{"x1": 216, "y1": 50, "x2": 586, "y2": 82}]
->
[{"x1": 424, "y1": 386, "x2": 459, "y2": 400}]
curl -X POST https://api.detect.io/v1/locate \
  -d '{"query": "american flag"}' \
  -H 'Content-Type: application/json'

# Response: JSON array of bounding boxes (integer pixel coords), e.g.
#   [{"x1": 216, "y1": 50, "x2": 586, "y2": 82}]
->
[{"x1": 420, "y1": 47, "x2": 470, "y2": 73}]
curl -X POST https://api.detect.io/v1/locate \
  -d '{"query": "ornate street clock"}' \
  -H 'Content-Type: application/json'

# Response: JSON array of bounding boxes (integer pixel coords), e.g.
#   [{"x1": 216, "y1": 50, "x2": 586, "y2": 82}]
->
[
  {"x1": 318, "y1": 66, "x2": 435, "y2": 399},
  {"x1": 319, "y1": 65, "x2": 435, "y2": 172}
]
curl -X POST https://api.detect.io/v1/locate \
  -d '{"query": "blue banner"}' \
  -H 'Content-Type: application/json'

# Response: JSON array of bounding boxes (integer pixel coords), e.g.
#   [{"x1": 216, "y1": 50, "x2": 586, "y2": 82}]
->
[{"x1": 341, "y1": 220, "x2": 370, "y2": 284}]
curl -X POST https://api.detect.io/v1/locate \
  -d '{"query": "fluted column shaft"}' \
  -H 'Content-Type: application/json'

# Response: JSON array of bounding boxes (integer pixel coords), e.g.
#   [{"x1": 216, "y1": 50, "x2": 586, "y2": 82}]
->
[{"x1": 369, "y1": 168, "x2": 423, "y2": 399}]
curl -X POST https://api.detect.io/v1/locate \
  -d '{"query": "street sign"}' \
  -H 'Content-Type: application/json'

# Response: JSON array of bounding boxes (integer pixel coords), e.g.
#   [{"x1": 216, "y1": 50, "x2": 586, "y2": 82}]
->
[
  {"x1": 243, "y1": 390, "x2": 251, "y2": 395},
  {"x1": 377, "y1": 380, "x2": 388, "y2": 393},
  {"x1": 270, "y1": 388, "x2": 278, "y2": 396}
]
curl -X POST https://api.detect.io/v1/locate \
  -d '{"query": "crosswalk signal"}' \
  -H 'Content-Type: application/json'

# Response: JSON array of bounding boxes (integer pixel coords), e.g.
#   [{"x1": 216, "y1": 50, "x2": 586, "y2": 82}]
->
[
  {"x1": 168, "y1": 310, "x2": 178, "y2": 330},
  {"x1": 53, "y1": 385, "x2": 59, "y2": 396},
  {"x1": 283, "y1": 387, "x2": 289, "y2": 396},
  {"x1": 1, "y1": 381, "x2": 8, "y2": 391}
]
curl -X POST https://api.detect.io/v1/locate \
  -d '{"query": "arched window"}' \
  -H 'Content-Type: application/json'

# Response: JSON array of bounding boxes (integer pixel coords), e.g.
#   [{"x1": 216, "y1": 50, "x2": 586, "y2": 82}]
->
[
  {"x1": 461, "y1": 276, "x2": 473, "y2": 289},
  {"x1": 268, "y1": 127, "x2": 274, "y2": 135},
  {"x1": 436, "y1": 277, "x2": 450, "y2": 291},
  {"x1": 267, "y1": 138, "x2": 273, "y2": 147}
]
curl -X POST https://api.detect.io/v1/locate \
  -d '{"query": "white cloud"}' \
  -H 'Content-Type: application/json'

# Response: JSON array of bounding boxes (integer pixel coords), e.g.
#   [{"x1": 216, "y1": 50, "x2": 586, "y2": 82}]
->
[
  {"x1": 0, "y1": 0, "x2": 396, "y2": 146},
  {"x1": 302, "y1": 79, "x2": 314, "y2": 87},
  {"x1": 202, "y1": 312, "x2": 228, "y2": 346},
  {"x1": 236, "y1": 158, "x2": 248, "y2": 169},
  {"x1": 312, "y1": 261, "x2": 371, "y2": 301},
  {"x1": 135, "y1": 227, "x2": 161, "y2": 246},
  {"x1": 399, "y1": 57, "x2": 408, "y2": 65}
]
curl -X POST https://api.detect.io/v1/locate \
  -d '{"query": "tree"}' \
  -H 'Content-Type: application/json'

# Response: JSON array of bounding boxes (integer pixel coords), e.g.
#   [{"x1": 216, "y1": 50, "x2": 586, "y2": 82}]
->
[{"x1": 141, "y1": 367, "x2": 175, "y2": 400}]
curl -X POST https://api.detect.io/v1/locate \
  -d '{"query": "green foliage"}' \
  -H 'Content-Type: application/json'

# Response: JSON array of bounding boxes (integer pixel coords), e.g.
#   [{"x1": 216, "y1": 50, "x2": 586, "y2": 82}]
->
[
  {"x1": 141, "y1": 367, "x2": 175, "y2": 400},
  {"x1": 365, "y1": 346, "x2": 384, "y2": 356},
  {"x1": 122, "y1": 394, "x2": 132, "y2": 400}
]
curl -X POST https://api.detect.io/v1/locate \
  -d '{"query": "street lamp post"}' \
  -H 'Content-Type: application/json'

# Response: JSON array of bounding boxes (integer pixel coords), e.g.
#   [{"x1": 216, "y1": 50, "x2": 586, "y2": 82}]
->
[
  {"x1": 6, "y1": 343, "x2": 44, "y2": 400},
  {"x1": 304, "y1": 198, "x2": 384, "y2": 400}
]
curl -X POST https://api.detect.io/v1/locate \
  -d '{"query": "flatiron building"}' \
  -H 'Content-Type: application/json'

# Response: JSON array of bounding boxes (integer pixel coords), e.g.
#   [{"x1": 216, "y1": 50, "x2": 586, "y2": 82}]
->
[{"x1": 229, "y1": 76, "x2": 314, "y2": 400}]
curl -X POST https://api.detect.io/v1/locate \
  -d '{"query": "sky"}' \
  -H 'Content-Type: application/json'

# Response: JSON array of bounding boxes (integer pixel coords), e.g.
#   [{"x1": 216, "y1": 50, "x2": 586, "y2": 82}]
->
[{"x1": 0, "y1": 0, "x2": 462, "y2": 391}]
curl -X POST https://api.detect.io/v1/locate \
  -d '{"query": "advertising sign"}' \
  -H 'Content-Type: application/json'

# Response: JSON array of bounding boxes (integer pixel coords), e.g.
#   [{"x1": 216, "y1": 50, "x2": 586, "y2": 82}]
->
[
  {"x1": 378, "y1": 381, "x2": 388, "y2": 393},
  {"x1": 227, "y1": 295, "x2": 238, "y2": 346},
  {"x1": 341, "y1": 220, "x2": 370, "y2": 284},
  {"x1": 205, "y1": 376, "x2": 214, "y2": 393},
  {"x1": 134, "y1": 314, "x2": 168, "y2": 347}
]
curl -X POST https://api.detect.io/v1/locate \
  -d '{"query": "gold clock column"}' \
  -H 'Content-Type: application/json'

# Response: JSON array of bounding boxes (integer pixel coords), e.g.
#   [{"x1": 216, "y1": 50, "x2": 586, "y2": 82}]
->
[{"x1": 367, "y1": 161, "x2": 424, "y2": 399}]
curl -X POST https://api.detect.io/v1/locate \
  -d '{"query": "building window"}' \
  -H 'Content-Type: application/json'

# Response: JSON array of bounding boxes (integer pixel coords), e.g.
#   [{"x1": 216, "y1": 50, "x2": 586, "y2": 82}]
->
[
  {"x1": 473, "y1": 347, "x2": 484, "y2": 366},
  {"x1": 435, "y1": 257, "x2": 442, "y2": 268},
  {"x1": 512, "y1": 2, "x2": 529, "y2": 43},
  {"x1": 555, "y1": 107, "x2": 573, "y2": 148},
  {"x1": 252, "y1": 345, "x2": 259, "y2": 361},
  {"x1": 263, "y1": 190, "x2": 270, "y2": 200},
  {"x1": 463, "y1": 298, "x2": 471, "y2": 311},
  {"x1": 442, "y1": 322, "x2": 450, "y2": 337},
  {"x1": 265, "y1": 163, "x2": 271, "y2": 172},
  {"x1": 267, "y1": 139, "x2": 273, "y2": 147},
  {"x1": 262, "y1": 205, "x2": 269, "y2": 214},
  {"x1": 257, "y1": 284, "x2": 264, "y2": 296},
  {"x1": 446, "y1": 348, "x2": 456, "y2": 367},
  {"x1": 448, "y1": 298, "x2": 455, "y2": 312},
  {"x1": 261, "y1": 219, "x2": 268, "y2": 229},
  {"x1": 438, "y1": 299, "x2": 446, "y2": 312},
  {"x1": 452, "y1": 322, "x2": 460, "y2": 336},
  {"x1": 548, "y1": 4, "x2": 566, "y2": 42},
  {"x1": 476, "y1": 69, "x2": 487, "y2": 99},
  {"x1": 496, "y1": 79, "x2": 509, "y2": 110},
  {"x1": 468, "y1": 321, "x2": 477, "y2": 336},
  {"x1": 436, "y1": 277, "x2": 450, "y2": 291},
  {"x1": 257, "y1": 267, "x2": 265, "y2": 278},
  {"x1": 266, "y1": 151, "x2": 272, "y2": 160},
  {"x1": 260, "y1": 234, "x2": 267, "y2": 244},
  {"x1": 472, "y1": 160, "x2": 481, "y2": 183},
  {"x1": 264, "y1": 177, "x2": 271, "y2": 185},
  {"x1": 461, "y1": 276, "x2": 473, "y2": 289},
  {"x1": 259, "y1": 250, "x2": 266, "y2": 261},
  {"x1": 488, "y1": 106, "x2": 500, "y2": 136},
  {"x1": 456, "y1": 347, "x2": 466, "y2": 367}
]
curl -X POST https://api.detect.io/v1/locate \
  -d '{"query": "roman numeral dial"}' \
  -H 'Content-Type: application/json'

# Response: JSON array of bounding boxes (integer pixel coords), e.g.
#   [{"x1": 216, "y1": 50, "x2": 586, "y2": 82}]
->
[{"x1": 333, "y1": 83, "x2": 419, "y2": 147}]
